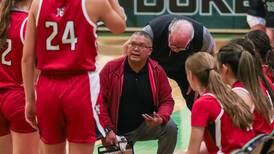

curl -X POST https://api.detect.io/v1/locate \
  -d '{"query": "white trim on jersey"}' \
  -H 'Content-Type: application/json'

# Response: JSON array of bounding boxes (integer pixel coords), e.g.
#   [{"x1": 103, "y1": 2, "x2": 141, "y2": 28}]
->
[
  {"x1": 88, "y1": 70, "x2": 106, "y2": 137},
  {"x1": 81, "y1": 0, "x2": 98, "y2": 60},
  {"x1": 215, "y1": 108, "x2": 224, "y2": 154},
  {"x1": 232, "y1": 87, "x2": 249, "y2": 94},
  {"x1": 81, "y1": 0, "x2": 97, "y2": 29},
  {"x1": 266, "y1": 90, "x2": 273, "y2": 108},
  {"x1": 82, "y1": 0, "x2": 98, "y2": 60},
  {"x1": 20, "y1": 17, "x2": 28, "y2": 44},
  {"x1": 232, "y1": 87, "x2": 255, "y2": 113},
  {"x1": 36, "y1": 0, "x2": 43, "y2": 26},
  {"x1": 203, "y1": 93, "x2": 224, "y2": 154},
  {"x1": 266, "y1": 90, "x2": 274, "y2": 123}
]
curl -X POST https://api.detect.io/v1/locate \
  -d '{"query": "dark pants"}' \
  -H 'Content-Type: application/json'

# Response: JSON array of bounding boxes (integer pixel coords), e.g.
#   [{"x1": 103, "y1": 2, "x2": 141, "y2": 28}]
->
[
  {"x1": 169, "y1": 73, "x2": 195, "y2": 110},
  {"x1": 123, "y1": 119, "x2": 178, "y2": 154}
]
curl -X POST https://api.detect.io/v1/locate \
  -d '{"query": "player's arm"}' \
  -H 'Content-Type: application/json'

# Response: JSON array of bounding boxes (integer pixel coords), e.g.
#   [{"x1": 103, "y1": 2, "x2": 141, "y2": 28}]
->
[
  {"x1": 22, "y1": 0, "x2": 39, "y2": 104},
  {"x1": 90, "y1": 0, "x2": 126, "y2": 34},
  {"x1": 22, "y1": 0, "x2": 39, "y2": 128},
  {"x1": 186, "y1": 127, "x2": 205, "y2": 154},
  {"x1": 20, "y1": 11, "x2": 41, "y2": 87},
  {"x1": 108, "y1": 0, "x2": 126, "y2": 21},
  {"x1": 186, "y1": 99, "x2": 209, "y2": 153}
]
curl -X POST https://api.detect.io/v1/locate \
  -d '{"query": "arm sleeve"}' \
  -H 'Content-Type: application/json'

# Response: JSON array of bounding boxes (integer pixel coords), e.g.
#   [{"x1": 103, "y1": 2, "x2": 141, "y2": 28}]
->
[
  {"x1": 99, "y1": 64, "x2": 115, "y2": 130},
  {"x1": 142, "y1": 25, "x2": 154, "y2": 39},
  {"x1": 191, "y1": 99, "x2": 210, "y2": 127},
  {"x1": 156, "y1": 66, "x2": 175, "y2": 124},
  {"x1": 247, "y1": 14, "x2": 266, "y2": 27},
  {"x1": 200, "y1": 27, "x2": 215, "y2": 54}
]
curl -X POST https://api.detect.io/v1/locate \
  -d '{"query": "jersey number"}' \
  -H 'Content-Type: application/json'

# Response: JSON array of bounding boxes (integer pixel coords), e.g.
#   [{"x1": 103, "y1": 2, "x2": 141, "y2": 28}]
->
[
  {"x1": 1, "y1": 39, "x2": 12, "y2": 66},
  {"x1": 46, "y1": 21, "x2": 78, "y2": 51}
]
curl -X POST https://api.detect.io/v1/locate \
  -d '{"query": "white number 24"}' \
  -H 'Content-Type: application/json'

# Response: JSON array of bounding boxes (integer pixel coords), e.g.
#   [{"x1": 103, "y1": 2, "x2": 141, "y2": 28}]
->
[{"x1": 46, "y1": 21, "x2": 78, "y2": 51}]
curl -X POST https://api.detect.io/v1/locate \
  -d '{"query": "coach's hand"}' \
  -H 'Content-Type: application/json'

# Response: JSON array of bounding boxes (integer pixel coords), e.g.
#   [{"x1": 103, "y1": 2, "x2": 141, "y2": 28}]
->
[
  {"x1": 142, "y1": 112, "x2": 163, "y2": 128},
  {"x1": 25, "y1": 102, "x2": 38, "y2": 129},
  {"x1": 105, "y1": 130, "x2": 118, "y2": 145}
]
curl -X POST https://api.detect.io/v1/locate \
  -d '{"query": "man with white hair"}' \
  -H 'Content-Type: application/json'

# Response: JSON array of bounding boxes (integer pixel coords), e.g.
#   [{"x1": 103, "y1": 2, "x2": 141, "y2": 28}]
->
[{"x1": 143, "y1": 15, "x2": 215, "y2": 110}]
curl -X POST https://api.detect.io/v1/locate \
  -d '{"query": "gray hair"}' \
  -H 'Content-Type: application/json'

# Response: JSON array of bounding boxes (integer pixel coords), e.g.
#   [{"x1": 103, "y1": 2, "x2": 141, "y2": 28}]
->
[
  {"x1": 132, "y1": 31, "x2": 153, "y2": 44},
  {"x1": 168, "y1": 19, "x2": 194, "y2": 34}
]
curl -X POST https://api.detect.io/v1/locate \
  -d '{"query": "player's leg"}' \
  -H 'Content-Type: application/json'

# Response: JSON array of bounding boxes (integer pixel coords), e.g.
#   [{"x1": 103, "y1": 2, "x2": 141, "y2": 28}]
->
[
  {"x1": 128, "y1": 120, "x2": 177, "y2": 154},
  {"x1": 40, "y1": 142, "x2": 66, "y2": 154},
  {"x1": 4, "y1": 89, "x2": 39, "y2": 154},
  {"x1": 11, "y1": 131, "x2": 39, "y2": 154},
  {"x1": 36, "y1": 74, "x2": 67, "y2": 154},
  {"x1": 0, "y1": 134, "x2": 12, "y2": 154},
  {"x1": 69, "y1": 143, "x2": 94, "y2": 154},
  {"x1": 0, "y1": 92, "x2": 12, "y2": 154},
  {"x1": 64, "y1": 72, "x2": 99, "y2": 154}
]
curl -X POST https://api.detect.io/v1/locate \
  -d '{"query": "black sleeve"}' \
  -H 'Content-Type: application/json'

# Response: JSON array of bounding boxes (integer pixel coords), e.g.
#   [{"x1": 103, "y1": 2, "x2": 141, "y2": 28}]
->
[{"x1": 247, "y1": 0, "x2": 266, "y2": 17}]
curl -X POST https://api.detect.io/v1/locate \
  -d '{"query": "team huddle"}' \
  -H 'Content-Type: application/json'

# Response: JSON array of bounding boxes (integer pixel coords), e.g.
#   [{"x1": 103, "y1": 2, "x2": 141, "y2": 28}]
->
[{"x1": 0, "y1": 0, "x2": 273, "y2": 154}]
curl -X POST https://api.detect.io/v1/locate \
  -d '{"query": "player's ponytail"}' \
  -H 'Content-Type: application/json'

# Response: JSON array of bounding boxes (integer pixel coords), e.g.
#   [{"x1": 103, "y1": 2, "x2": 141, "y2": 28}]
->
[
  {"x1": 186, "y1": 52, "x2": 253, "y2": 129},
  {"x1": 218, "y1": 43, "x2": 273, "y2": 123}
]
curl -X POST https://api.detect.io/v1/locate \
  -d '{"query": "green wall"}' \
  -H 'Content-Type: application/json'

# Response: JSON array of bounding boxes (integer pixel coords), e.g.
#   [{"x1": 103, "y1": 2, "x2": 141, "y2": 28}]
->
[{"x1": 119, "y1": 0, "x2": 250, "y2": 29}]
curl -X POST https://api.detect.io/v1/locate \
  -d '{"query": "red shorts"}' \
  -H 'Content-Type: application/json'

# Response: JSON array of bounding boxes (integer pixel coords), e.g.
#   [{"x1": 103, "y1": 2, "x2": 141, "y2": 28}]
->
[
  {"x1": 0, "y1": 87, "x2": 36, "y2": 136},
  {"x1": 36, "y1": 71, "x2": 104, "y2": 144}
]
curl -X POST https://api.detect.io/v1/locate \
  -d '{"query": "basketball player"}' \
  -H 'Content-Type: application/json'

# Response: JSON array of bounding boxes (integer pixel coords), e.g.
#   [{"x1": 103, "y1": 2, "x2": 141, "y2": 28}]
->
[
  {"x1": 22, "y1": 0, "x2": 127, "y2": 154},
  {"x1": 0, "y1": 0, "x2": 39, "y2": 154}
]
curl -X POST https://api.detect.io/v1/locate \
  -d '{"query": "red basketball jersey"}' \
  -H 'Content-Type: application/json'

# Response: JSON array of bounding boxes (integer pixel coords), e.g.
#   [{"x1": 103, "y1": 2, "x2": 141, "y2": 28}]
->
[
  {"x1": 0, "y1": 10, "x2": 28, "y2": 89},
  {"x1": 36, "y1": 0, "x2": 98, "y2": 71},
  {"x1": 232, "y1": 81, "x2": 273, "y2": 135},
  {"x1": 192, "y1": 93, "x2": 256, "y2": 153}
]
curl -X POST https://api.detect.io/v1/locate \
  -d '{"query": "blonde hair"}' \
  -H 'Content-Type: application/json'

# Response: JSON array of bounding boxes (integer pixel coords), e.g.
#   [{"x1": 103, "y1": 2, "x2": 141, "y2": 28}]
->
[{"x1": 186, "y1": 52, "x2": 253, "y2": 129}]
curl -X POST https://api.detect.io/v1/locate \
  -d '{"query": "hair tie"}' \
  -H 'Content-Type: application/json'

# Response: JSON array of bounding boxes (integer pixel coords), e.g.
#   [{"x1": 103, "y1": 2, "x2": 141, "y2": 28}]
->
[{"x1": 207, "y1": 67, "x2": 216, "y2": 72}]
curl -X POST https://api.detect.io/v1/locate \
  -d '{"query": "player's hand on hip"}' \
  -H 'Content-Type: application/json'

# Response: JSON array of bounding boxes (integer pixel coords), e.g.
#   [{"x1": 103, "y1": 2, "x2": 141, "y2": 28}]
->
[
  {"x1": 142, "y1": 112, "x2": 163, "y2": 128},
  {"x1": 25, "y1": 102, "x2": 38, "y2": 129}
]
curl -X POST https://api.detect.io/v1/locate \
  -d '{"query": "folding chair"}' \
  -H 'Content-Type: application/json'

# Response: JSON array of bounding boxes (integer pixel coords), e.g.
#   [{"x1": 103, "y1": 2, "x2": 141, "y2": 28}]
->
[
  {"x1": 260, "y1": 131, "x2": 274, "y2": 154},
  {"x1": 97, "y1": 141, "x2": 134, "y2": 154},
  {"x1": 231, "y1": 133, "x2": 274, "y2": 154}
]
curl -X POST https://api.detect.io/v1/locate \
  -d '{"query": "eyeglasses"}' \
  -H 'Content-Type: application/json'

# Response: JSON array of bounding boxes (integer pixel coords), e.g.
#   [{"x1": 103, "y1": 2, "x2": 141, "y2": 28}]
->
[
  {"x1": 168, "y1": 31, "x2": 194, "y2": 52},
  {"x1": 169, "y1": 43, "x2": 190, "y2": 52},
  {"x1": 128, "y1": 42, "x2": 152, "y2": 50}
]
